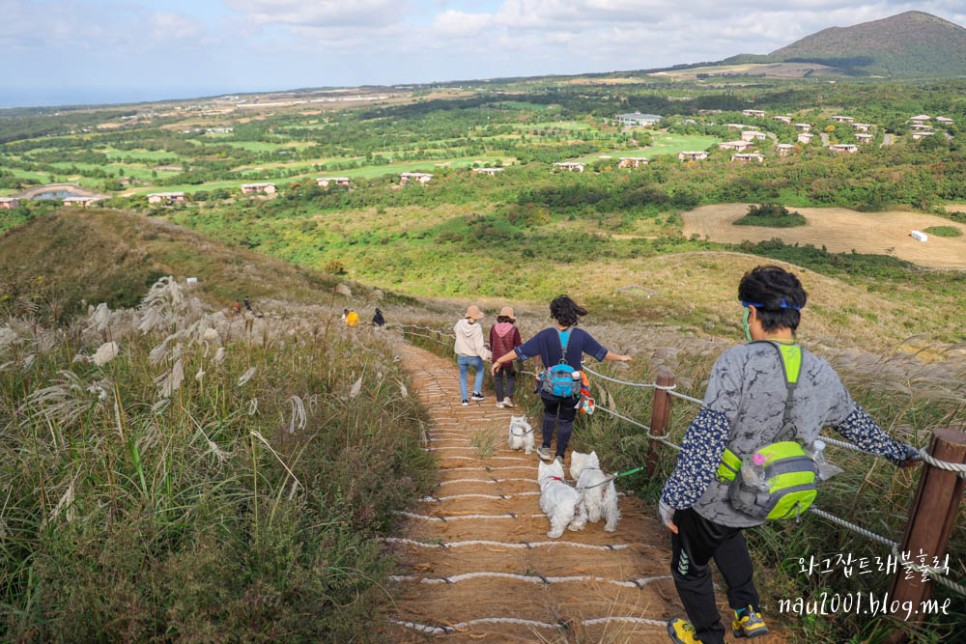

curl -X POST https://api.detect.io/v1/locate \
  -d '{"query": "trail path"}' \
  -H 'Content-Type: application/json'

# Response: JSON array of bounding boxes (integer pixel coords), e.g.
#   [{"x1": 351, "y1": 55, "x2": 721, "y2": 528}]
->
[{"x1": 388, "y1": 344, "x2": 796, "y2": 643}]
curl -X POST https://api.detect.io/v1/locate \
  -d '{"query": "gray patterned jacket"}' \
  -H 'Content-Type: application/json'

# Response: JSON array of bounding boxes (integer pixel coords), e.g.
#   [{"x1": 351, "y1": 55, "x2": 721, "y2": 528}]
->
[{"x1": 660, "y1": 341, "x2": 908, "y2": 528}]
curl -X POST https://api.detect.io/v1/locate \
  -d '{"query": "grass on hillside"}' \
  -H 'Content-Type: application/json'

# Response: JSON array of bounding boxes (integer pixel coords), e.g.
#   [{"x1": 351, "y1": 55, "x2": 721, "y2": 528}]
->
[
  {"x1": 0, "y1": 277, "x2": 435, "y2": 640},
  {"x1": 572, "y1": 133, "x2": 720, "y2": 163},
  {"x1": 0, "y1": 209, "x2": 361, "y2": 320}
]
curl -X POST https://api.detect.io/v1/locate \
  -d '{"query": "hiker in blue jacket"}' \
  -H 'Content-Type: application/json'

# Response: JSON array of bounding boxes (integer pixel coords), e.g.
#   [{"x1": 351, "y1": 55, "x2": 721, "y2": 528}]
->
[
  {"x1": 661, "y1": 265, "x2": 920, "y2": 644},
  {"x1": 492, "y1": 295, "x2": 631, "y2": 463}
]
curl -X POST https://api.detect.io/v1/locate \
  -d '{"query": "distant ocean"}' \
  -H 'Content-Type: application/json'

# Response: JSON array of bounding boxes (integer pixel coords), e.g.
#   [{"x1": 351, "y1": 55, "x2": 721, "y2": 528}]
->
[{"x1": 0, "y1": 87, "x2": 232, "y2": 110}]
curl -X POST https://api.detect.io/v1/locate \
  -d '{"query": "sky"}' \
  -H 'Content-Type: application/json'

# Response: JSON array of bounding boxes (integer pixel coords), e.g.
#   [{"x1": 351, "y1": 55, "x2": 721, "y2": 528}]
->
[{"x1": 2, "y1": 0, "x2": 964, "y2": 109}]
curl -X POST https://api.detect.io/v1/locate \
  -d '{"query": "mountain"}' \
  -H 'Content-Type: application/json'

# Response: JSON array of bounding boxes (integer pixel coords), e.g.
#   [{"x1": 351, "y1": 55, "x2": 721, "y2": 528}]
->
[{"x1": 764, "y1": 11, "x2": 966, "y2": 77}]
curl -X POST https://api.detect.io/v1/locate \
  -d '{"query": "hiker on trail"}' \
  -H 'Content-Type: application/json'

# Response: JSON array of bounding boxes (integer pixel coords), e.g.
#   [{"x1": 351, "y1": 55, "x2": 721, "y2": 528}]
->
[
  {"x1": 345, "y1": 309, "x2": 360, "y2": 327},
  {"x1": 489, "y1": 306, "x2": 522, "y2": 409},
  {"x1": 660, "y1": 265, "x2": 920, "y2": 644},
  {"x1": 372, "y1": 308, "x2": 385, "y2": 327},
  {"x1": 342, "y1": 308, "x2": 349, "y2": 323},
  {"x1": 454, "y1": 305, "x2": 491, "y2": 406},
  {"x1": 491, "y1": 295, "x2": 631, "y2": 464}
]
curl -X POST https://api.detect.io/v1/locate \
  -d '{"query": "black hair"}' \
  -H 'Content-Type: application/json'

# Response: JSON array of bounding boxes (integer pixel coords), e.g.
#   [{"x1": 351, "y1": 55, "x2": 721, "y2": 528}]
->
[
  {"x1": 496, "y1": 315, "x2": 514, "y2": 324},
  {"x1": 738, "y1": 265, "x2": 807, "y2": 332},
  {"x1": 549, "y1": 295, "x2": 588, "y2": 327}
]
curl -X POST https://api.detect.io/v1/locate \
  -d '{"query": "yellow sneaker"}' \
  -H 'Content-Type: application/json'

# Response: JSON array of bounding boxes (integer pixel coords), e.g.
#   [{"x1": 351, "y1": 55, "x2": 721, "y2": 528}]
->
[
  {"x1": 732, "y1": 606, "x2": 769, "y2": 638},
  {"x1": 667, "y1": 617, "x2": 702, "y2": 643}
]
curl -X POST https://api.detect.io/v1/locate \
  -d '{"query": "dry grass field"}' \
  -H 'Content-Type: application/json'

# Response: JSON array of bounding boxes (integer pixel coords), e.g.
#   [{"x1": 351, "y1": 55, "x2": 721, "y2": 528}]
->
[
  {"x1": 681, "y1": 204, "x2": 966, "y2": 269},
  {"x1": 650, "y1": 62, "x2": 841, "y2": 81}
]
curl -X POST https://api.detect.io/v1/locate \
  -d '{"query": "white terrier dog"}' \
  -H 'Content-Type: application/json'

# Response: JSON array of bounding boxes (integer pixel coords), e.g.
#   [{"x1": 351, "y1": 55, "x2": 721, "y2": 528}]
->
[
  {"x1": 507, "y1": 415, "x2": 534, "y2": 454},
  {"x1": 538, "y1": 459, "x2": 586, "y2": 538},
  {"x1": 570, "y1": 451, "x2": 620, "y2": 533}
]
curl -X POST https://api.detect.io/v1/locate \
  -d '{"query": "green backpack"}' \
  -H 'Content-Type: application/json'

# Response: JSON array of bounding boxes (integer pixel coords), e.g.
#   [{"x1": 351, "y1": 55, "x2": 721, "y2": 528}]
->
[{"x1": 716, "y1": 342, "x2": 818, "y2": 521}]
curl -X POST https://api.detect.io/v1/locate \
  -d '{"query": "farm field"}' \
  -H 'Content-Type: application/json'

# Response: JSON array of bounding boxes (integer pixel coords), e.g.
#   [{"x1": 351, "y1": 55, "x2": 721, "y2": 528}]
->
[
  {"x1": 653, "y1": 61, "x2": 842, "y2": 80},
  {"x1": 682, "y1": 204, "x2": 966, "y2": 269}
]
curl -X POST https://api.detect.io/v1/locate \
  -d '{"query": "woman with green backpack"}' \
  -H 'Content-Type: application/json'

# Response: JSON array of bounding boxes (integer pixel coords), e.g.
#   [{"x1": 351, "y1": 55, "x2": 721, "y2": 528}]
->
[
  {"x1": 660, "y1": 265, "x2": 920, "y2": 644},
  {"x1": 491, "y1": 295, "x2": 631, "y2": 463}
]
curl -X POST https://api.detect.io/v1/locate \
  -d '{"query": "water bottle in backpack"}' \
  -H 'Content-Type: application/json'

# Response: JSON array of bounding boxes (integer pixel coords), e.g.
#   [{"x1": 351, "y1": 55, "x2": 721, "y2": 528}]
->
[
  {"x1": 804, "y1": 440, "x2": 844, "y2": 482},
  {"x1": 740, "y1": 452, "x2": 770, "y2": 493}
]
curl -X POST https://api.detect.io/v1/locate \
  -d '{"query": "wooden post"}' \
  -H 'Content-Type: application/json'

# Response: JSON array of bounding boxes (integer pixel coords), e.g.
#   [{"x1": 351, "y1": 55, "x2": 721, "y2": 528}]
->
[
  {"x1": 646, "y1": 367, "x2": 675, "y2": 476},
  {"x1": 886, "y1": 428, "x2": 966, "y2": 638}
]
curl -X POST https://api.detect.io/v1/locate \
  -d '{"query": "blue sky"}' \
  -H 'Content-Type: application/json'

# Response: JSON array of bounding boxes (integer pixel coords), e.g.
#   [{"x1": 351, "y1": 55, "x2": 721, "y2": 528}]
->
[{"x1": 1, "y1": 1, "x2": 963, "y2": 108}]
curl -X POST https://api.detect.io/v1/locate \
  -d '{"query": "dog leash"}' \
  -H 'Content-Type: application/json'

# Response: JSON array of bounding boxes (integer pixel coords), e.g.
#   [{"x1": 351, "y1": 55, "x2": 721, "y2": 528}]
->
[
  {"x1": 577, "y1": 467, "x2": 612, "y2": 490},
  {"x1": 611, "y1": 465, "x2": 647, "y2": 479},
  {"x1": 581, "y1": 464, "x2": 648, "y2": 489}
]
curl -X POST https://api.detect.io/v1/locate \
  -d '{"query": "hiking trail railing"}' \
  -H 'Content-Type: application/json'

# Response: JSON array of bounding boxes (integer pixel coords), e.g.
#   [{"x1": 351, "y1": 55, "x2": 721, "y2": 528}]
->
[{"x1": 398, "y1": 325, "x2": 966, "y2": 625}]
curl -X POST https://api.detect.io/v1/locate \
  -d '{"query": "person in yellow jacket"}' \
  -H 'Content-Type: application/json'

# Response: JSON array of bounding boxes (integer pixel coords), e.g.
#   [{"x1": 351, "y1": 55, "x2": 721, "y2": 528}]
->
[{"x1": 345, "y1": 309, "x2": 360, "y2": 327}]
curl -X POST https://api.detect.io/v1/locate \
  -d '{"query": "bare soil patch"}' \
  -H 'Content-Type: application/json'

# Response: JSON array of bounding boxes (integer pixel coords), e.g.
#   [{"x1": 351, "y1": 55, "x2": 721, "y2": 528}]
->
[{"x1": 682, "y1": 204, "x2": 966, "y2": 269}]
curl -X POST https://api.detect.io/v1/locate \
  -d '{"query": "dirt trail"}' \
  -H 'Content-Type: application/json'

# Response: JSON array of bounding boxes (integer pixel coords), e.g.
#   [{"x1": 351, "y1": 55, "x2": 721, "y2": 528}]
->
[{"x1": 387, "y1": 344, "x2": 790, "y2": 642}]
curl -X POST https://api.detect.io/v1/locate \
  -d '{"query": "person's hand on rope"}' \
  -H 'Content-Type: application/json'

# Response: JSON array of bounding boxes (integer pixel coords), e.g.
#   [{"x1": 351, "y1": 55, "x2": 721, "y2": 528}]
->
[
  {"x1": 659, "y1": 501, "x2": 678, "y2": 534},
  {"x1": 898, "y1": 443, "x2": 922, "y2": 469}
]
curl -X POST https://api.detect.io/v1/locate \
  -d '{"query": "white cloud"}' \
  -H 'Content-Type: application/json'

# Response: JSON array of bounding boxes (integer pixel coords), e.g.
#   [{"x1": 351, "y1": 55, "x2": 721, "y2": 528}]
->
[
  {"x1": 151, "y1": 12, "x2": 205, "y2": 42},
  {"x1": 0, "y1": 1, "x2": 208, "y2": 51},
  {"x1": 433, "y1": 10, "x2": 495, "y2": 36},
  {"x1": 224, "y1": 0, "x2": 403, "y2": 28}
]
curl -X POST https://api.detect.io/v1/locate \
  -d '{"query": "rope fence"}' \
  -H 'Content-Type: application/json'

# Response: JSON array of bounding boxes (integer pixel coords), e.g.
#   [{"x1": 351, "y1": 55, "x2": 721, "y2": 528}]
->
[
  {"x1": 389, "y1": 571, "x2": 673, "y2": 589},
  {"x1": 399, "y1": 324, "x2": 966, "y2": 597},
  {"x1": 584, "y1": 363, "x2": 966, "y2": 597}
]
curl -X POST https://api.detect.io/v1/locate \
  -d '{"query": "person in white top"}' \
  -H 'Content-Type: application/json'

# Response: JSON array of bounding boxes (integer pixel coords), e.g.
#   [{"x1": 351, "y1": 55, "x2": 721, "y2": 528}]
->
[{"x1": 453, "y1": 305, "x2": 492, "y2": 406}]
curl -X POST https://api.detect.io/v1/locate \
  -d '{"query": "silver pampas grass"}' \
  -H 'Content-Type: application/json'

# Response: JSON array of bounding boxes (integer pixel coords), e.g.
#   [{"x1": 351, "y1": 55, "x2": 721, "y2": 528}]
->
[{"x1": 92, "y1": 342, "x2": 120, "y2": 366}]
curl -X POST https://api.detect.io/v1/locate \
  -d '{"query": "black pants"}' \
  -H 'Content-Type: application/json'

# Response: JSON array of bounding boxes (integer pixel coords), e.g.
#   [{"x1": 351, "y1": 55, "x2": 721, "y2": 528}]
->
[
  {"x1": 540, "y1": 395, "x2": 578, "y2": 458},
  {"x1": 670, "y1": 508, "x2": 760, "y2": 644},
  {"x1": 494, "y1": 367, "x2": 516, "y2": 401}
]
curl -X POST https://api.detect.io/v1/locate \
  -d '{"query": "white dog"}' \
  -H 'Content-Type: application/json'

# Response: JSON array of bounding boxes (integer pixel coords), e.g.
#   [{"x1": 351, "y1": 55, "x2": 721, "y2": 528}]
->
[
  {"x1": 507, "y1": 415, "x2": 535, "y2": 454},
  {"x1": 538, "y1": 459, "x2": 586, "y2": 538},
  {"x1": 570, "y1": 451, "x2": 620, "y2": 533}
]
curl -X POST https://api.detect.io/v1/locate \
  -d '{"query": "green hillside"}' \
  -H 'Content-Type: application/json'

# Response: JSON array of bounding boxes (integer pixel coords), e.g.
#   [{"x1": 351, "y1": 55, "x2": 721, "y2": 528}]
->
[
  {"x1": 0, "y1": 208, "x2": 373, "y2": 320},
  {"x1": 768, "y1": 11, "x2": 966, "y2": 77}
]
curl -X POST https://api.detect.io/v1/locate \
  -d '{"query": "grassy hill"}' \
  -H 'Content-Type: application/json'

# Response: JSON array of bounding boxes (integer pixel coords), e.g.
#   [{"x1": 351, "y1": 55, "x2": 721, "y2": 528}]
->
[
  {"x1": 0, "y1": 210, "x2": 436, "y2": 641},
  {"x1": 0, "y1": 208, "x2": 390, "y2": 321},
  {"x1": 766, "y1": 11, "x2": 966, "y2": 77}
]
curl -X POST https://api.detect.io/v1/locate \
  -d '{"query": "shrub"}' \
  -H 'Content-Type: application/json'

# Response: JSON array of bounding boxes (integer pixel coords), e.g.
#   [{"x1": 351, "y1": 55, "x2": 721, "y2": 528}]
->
[
  {"x1": 923, "y1": 225, "x2": 962, "y2": 238},
  {"x1": 734, "y1": 203, "x2": 806, "y2": 228}
]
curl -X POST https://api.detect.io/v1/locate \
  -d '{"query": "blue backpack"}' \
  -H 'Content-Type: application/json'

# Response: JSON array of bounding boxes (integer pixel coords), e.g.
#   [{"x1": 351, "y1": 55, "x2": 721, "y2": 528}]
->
[{"x1": 540, "y1": 330, "x2": 581, "y2": 398}]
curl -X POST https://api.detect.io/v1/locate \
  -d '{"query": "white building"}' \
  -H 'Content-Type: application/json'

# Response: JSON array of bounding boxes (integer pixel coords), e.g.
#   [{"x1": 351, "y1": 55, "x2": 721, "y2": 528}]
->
[{"x1": 615, "y1": 112, "x2": 662, "y2": 127}]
